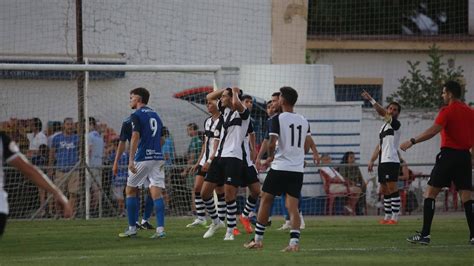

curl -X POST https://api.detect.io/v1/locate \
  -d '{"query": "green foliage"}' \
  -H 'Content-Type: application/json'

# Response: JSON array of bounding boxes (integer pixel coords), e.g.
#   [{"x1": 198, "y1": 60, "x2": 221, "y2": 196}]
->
[{"x1": 387, "y1": 44, "x2": 464, "y2": 108}]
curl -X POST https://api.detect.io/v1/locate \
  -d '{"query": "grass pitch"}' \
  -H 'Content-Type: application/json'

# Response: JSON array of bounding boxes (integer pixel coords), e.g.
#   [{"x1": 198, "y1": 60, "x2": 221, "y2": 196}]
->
[{"x1": 0, "y1": 214, "x2": 472, "y2": 265}]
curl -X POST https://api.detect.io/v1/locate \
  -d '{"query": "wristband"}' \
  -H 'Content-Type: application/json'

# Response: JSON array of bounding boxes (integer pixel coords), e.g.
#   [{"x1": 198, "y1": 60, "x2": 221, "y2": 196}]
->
[
  {"x1": 369, "y1": 99, "x2": 376, "y2": 105},
  {"x1": 410, "y1": 138, "x2": 416, "y2": 145},
  {"x1": 207, "y1": 159, "x2": 212, "y2": 164}
]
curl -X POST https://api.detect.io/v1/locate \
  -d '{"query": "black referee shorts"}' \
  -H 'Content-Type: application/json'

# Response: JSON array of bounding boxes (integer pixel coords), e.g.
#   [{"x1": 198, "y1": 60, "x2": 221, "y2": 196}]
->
[
  {"x1": 428, "y1": 148, "x2": 472, "y2": 190},
  {"x1": 262, "y1": 169, "x2": 303, "y2": 198},
  {"x1": 205, "y1": 157, "x2": 242, "y2": 187},
  {"x1": 378, "y1": 162, "x2": 400, "y2": 183}
]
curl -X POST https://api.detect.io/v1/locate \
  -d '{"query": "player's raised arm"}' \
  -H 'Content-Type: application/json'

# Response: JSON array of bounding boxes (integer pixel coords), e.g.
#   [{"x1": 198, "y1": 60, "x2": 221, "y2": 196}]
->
[{"x1": 361, "y1": 90, "x2": 387, "y2": 118}]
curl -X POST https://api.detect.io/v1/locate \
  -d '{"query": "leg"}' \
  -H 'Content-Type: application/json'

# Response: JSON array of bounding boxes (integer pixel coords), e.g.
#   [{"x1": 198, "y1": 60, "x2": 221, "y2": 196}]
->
[
  {"x1": 286, "y1": 193, "x2": 301, "y2": 249},
  {"x1": 460, "y1": 190, "x2": 473, "y2": 240},
  {"x1": 386, "y1": 181, "x2": 400, "y2": 222},
  {"x1": 379, "y1": 183, "x2": 392, "y2": 222},
  {"x1": 224, "y1": 184, "x2": 238, "y2": 235},
  {"x1": 201, "y1": 181, "x2": 219, "y2": 224},
  {"x1": 421, "y1": 185, "x2": 442, "y2": 236},
  {"x1": 254, "y1": 192, "x2": 275, "y2": 242},
  {"x1": 125, "y1": 186, "x2": 139, "y2": 227},
  {"x1": 187, "y1": 174, "x2": 207, "y2": 227}
]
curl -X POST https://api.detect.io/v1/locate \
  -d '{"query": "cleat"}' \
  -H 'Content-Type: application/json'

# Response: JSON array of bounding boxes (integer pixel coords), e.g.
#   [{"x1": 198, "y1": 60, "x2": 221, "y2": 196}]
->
[
  {"x1": 281, "y1": 244, "x2": 300, "y2": 252},
  {"x1": 136, "y1": 222, "x2": 145, "y2": 230},
  {"x1": 224, "y1": 231, "x2": 235, "y2": 241},
  {"x1": 233, "y1": 228, "x2": 241, "y2": 236},
  {"x1": 240, "y1": 215, "x2": 253, "y2": 234},
  {"x1": 379, "y1": 219, "x2": 390, "y2": 225},
  {"x1": 406, "y1": 231, "x2": 430, "y2": 245},
  {"x1": 243, "y1": 239, "x2": 263, "y2": 249},
  {"x1": 469, "y1": 238, "x2": 474, "y2": 245},
  {"x1": 387, "y1": 220, "x2": 398, "y2": 225},
  {"x1": 277, "y1": 221, "x2": 291, "y2": 231},
  {"x1": 203, "y1": 221, "x2": 225, "y2": 238},
  {"x1": 141, "y1": 221, "x2": 154, "y2": 230},
  {"x1": 150, "y1": 231, "x2": 166, "y2": 239},
  {"x1": 118, "y1": 228, "x2": 137, "y2": 238},
  {"x1": 186, "y1": 218, "x2": 207, "y2": 228}
]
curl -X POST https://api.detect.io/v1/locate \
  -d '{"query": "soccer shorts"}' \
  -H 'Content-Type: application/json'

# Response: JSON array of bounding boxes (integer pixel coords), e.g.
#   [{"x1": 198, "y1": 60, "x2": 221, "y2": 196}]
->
[
  {"x1": 127, "y1": 160, "x2": 165, "y2": 189},
  {"x1": 196, "y1": 165, "x2": 207, "y2": 177},
  {"x1": 428, "y1": 148, "x2": 472, "y2": 190},
  {"x1": 205, "y1": 157, "x2": 242, "y2": 187},
  {"x1": 262, "y1": 169, "x2": 303, "y2": 198},
  {"x1": 241, "y1": 165, "x2": 259, "y2": 187},
  {"x1": 378, "y1": 162, "x2": 400, "y2": 183}
]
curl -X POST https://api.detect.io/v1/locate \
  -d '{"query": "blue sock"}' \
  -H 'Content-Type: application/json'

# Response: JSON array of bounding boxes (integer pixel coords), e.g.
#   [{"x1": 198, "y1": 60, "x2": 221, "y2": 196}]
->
[
  {"x1": 144, "y1": 195, "x2": 154, "y2": 221},
  {"x1": 154, "y1": 198, "x2": 165, "y2": 228},
  {"x1": 126, "y1": 197, "x2": 138, "y2": 227},
  {"x1": 135, "y1": 195, "x2": 141, "y2": 224}
]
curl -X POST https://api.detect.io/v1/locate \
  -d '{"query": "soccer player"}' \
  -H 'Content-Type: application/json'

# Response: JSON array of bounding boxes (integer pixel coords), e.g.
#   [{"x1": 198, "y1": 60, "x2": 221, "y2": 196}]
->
[
  {"x1": 239, "y1": 95, "x2": 261, "y2": 234},
  {"x1": 401, "y1": 81, "x2": 474, "y2": 245},
  {"x1": 113, "y1": 115, "x2": 154, "y2": 230},
  {"x1": 0, "y1": 131, "x2": 72, "y2": 236},
  {"x1": 244, "y1": 86, "x2": 314, "y2": 252},
  {"x1": 362, "y1": 91, "x2": 402, "y2": 224},
  {"x1": 201, "y1": 87, "x2": 250, "y2": 240},
  {"x1": 186, "y1": 99, "x2": 224, "y2": 228},
  {"x1": 118, "y1": 87, "x2": 166, "y2": 239}
]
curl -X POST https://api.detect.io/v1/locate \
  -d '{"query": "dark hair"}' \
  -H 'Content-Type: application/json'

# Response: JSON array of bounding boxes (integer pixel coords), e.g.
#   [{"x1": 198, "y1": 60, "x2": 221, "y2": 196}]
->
[
  {"x1": 162, "y1": 126, "x2": 170, "y2": 137},
  {"x1": 271, "y1": 92, "x2": 281, "y2": 97},
  {"x1": 266, "y1": 100, "x2": 272, "y2": 106},
  {"x1": 279, "y1": 86, "x2": 298, "y2": 106},
  {"x1": 388, "y1": 102, "x2": 402, "y2": 113},
  {"x1": 51, "y1": 121, "x2": 62, "y2": 132},
  {"x1": 444, "y1": 80, "x2": 462, "y2": 98},
  {"x1": 225, "y1": 87, "x2": 243, "y2": 100},
  {"x1": 187, "y1": 123, "x2": 198, "y2": 131},
  {"x1": 32, "y1": 117, "x2": 42, "y2": 131},
  {"x1": 241, "y1": 94, "x2": 253, "y2": 101},
  {"x1": 130, "y1": 87, "x2": 150, "y2": 104},
  {"x1": 341, "y1": 151, "x2": 355, "y2": 164},
  {"x1": 38, "y1": 144, "x2": 49, "y2": 156},
  {"x1": 89, "y1": 117, "x2": 97, "y2": 127},
  {"x1": 64, "y1": 117, "x2": 73, "y2": 123}
]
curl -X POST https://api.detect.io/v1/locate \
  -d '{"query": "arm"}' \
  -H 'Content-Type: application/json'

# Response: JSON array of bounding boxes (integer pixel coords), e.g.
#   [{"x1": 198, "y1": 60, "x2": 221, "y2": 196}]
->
[
  {"x1": 128, "y1": 131, "x2": 139, "y2": 174},
  {"x1": 361, "y1": 90, "x2": 387, "y2": 117},
  {"x1": 206, "y1": 88, "x2": 225, "y2": 101},
  {"x1": 112, "y1": 141, "x2": 126, "y2": 176},
  {"x1": 9, "y1": 154, "x2": 72, "y2": 218},
  {"x1": 202, "y1": 138, "x2": 219, "y2": 172},
  {"x1": 232, "y1": 87, "x2": 245, "y2": 113},
  {"x1": 368, "y1": 144, "x2": 380, "y2": 172},
  {"x1": 249, "y1": 132, "x2": 257, "y2": 163},
  {"x1": 191, "y1": 136, "x2": 207, "y2": 172},
  {"x1": 256, "y1": 139, "x2": 268, "y2": 172},
  {"x1": 304, "y1": 135, "x2": 320, "y2": 165},
  {"x1": 262, "y1": 135, "x2": 278, "y2": 168},
  {"x1": 400, "y1": 124, "x2": 442, "y2": 151}
]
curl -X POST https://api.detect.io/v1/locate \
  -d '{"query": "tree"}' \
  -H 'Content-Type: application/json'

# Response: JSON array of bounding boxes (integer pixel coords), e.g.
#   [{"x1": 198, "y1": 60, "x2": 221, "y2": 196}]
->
[{"x1": 387, "y1": 44, "x2": 465, "y2": 108}]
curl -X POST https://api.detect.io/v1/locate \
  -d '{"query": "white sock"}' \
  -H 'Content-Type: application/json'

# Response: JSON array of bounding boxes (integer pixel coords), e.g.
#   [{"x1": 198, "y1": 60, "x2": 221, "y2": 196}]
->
[
  {"x1": 384, "y1": 214, "x2": 391, "y2": 220},
  {"x1": 156, "y1": 226, "x2": 164, "y2": 233},
  {"x1": 141, "y1": 219, "x2": 148, "y2": 224}
]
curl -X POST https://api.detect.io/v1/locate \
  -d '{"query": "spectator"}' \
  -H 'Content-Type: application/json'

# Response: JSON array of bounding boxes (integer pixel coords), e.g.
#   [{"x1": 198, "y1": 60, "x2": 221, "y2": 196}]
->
[
  {"x1": 47, "y1": 121, "x2": 62, "y2": 148},
  {"x1": 181, "y1": 123, "x2": 202, "y2": 177},
  {"x1": 338, "y1": 151, "x2": 366, "y2": 215},
  {"x1": 161, "y1": 126, "x2": 175, "y2": 166},
  {"x1": 320, "y1": 154, "x2": 362, "y2": 214},
  {"x1": 48, "y1": 117, "x2": 79, "y2": 217},
  {"x1": 108, "y1": 138, "x2": 128, "y2": 217},
  {"x1": 26, "y1": 118, "x2": 48, "y2": 159},
  {"x1": 88, "y1": 117, "x2": 105, "y2": 214},
  {"x1": 31, "y1": 144, "x2": 52, "y2": 217}
]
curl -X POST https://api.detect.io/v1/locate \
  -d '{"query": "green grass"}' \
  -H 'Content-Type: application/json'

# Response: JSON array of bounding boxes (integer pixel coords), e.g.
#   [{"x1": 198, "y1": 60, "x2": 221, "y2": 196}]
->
[{"x1": 0, "y1": 215, "x2": 472, "y2": 265}]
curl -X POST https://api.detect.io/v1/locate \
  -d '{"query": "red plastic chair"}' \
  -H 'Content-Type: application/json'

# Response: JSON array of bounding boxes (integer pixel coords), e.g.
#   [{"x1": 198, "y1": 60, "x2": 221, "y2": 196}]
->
[{"x1": 320, "y1": 170, "x2": 352, "y2": 216}]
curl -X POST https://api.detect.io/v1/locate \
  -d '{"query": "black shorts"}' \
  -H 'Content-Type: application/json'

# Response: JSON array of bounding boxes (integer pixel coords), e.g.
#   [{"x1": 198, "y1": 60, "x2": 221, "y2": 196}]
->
[
  {"x1": 196, "y1": 165, "x2": 206, "y2": 177},
  {"x1": 241, "y1": 165, "x2": 259, "y2": 187},
  {"x1": 378, "y1": 162, "x2": 400, "y2": 183},
  {"x1": 262, "y1": 169, "x2": 303, "y2": 198},
  {"x1": 428, "y1": 148, "x2": 472, "y2": 190},
  {"x1": 205, "y1": 157, "x2": 243, "y2": 187},
  {"x1": 0, "y1": 213, "x2": 7, "y2": 236}
]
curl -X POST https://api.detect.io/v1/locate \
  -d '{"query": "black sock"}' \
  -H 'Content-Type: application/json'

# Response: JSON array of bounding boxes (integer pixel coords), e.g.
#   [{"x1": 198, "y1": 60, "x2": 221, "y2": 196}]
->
[
  {"x1": 463, "y1": 200, "x2": 473, "y2": 239},
  {"x1": 421, "y1": 198, "x2": 435, "y2": 236}
]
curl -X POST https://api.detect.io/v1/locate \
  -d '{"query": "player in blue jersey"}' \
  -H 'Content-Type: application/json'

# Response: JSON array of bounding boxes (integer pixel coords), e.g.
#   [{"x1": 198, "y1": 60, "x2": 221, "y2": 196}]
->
[
  {"x1": 113, "y1": 116, "x2": 155, "y2": 230},
  {"x1": 118, "y1": 87, "x2": 166, "y2": 239}
]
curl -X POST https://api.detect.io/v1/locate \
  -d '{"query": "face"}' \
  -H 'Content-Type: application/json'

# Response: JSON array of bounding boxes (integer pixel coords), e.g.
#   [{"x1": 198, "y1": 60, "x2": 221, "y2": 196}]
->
[
  {"x1": 441, "y1": 87, "x2": 450, "y2": 104},
  {"x1": 129, "y1": 94, "x2": 141, "y2": 109},
  {"x1": 266, "y1": 104, "x2": 274, "y2": 116},
  {"x1": 187, "y1": 127, "x2": 196, "y2": 137},
  {"x1": 243, "y1": 98, "x2": 253, "y2": 111},
  {"x1": 207, "y1": 100, "x2": 217, "y2": 114},
  {"x1": 63, "y1": 119, "x2": 74, "y2": 134},
  {"x1": 347, "y1": 153, "x2": 356, "y2": 164},
  {"x1": 220, "y1": 90, "x2": 231, "y2": 107},
  {"x1": 271, "y1": 95, "x2": 280, "y2": 113},
  {"x1": 322, "y1": 156, "x2": 331, "y2": 164},
  {"x1": 387, "y1": 104, "x2": 400, "y2": 119}
]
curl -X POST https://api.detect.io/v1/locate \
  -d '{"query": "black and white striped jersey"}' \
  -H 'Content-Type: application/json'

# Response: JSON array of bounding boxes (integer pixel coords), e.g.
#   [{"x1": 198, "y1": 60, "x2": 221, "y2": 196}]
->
[
  {"x1": 379, "y1": 117, "x2": 401, "y2": 164},
  {"x1": 0, "y1": 132, "x2": 20, "y2": 215},
  {"x1": 199, "y1": 115, "x2": 223, "y2": 166},
  {"x1": 269, "y1": 112, "x2": 310, "y2": 173},
  {"x1": 242, "y1": 120, "x2": 255, "y2": 167},
  {"x1": 216, "y1": 100, "x2": 250, "y2": 160}
]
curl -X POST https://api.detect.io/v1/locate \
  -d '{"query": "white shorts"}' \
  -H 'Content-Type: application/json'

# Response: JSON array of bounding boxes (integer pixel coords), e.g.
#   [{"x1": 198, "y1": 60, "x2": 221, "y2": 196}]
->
[
  {"x1": 112, "y1": 185, "x2": 125, "y2": 200},
  {"x1": 127, "y1": 160, "x2": 165, "y2": 189}
]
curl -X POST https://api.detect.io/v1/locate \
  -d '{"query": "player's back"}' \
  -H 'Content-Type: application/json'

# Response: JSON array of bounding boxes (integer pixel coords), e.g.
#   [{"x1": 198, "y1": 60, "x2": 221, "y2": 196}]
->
[
  {"x1": 132, "y1": 106, "x2": 163, "y2": 161},
  {"x1": 270, "y1": 112, "x2": 309, "y2": 173}
]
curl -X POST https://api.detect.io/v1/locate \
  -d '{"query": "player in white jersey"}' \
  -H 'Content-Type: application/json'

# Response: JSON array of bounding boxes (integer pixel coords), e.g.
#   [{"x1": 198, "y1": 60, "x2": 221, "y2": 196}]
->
[
  {"x1": 0, "y1": 132, "x2": 72, "y2": 236},
  {"x1": 362, "y1": 91, "x2": 402, "y2": 224},
  {"x1": 186, "y1": 99, "x2": 225, "y2": 228},
  {"x1": 201, "y1": 87, "x2": 250, "y2": 240},
  {"x1": 244, "y1": 86, "x2": 315, "y2": 252}
]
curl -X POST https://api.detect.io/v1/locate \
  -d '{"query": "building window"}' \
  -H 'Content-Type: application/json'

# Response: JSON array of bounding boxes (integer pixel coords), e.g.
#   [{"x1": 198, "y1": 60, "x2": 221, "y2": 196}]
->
[{"x1": 334, "y1": 78, "x2": 383, "y2": 107}]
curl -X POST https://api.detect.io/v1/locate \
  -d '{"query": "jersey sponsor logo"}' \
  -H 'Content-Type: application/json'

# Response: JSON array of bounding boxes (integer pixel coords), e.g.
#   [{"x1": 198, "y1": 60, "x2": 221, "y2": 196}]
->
[
  {"x1": 59, "y1": 141, "x2": 76, "y2": 150},
  {"x1": 145, "y1": 149, "x2": 161, "y2": 156}
]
